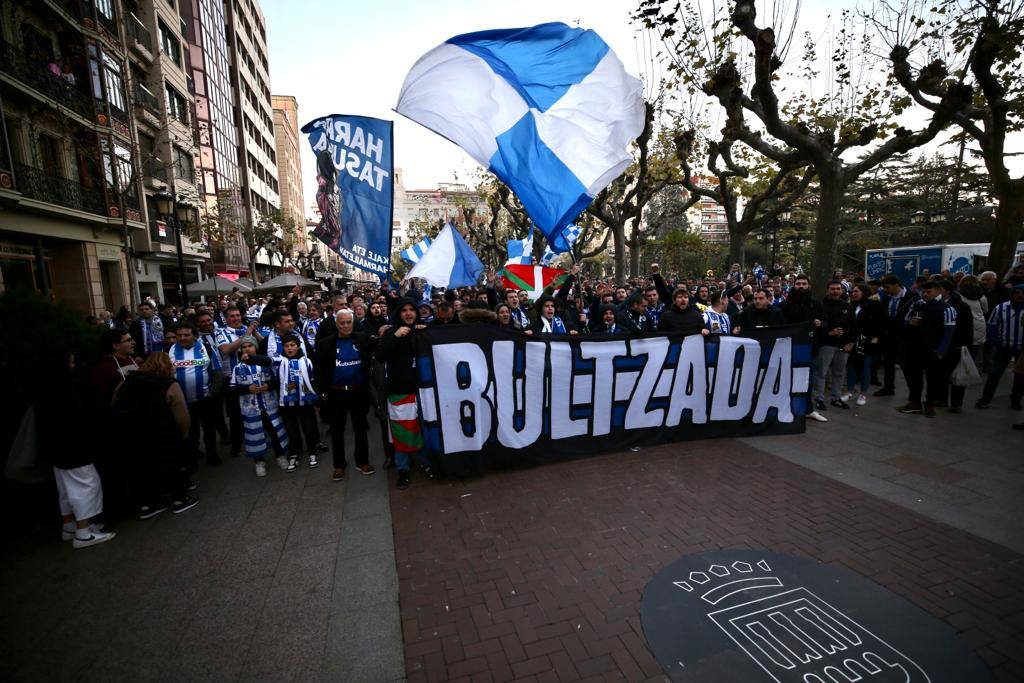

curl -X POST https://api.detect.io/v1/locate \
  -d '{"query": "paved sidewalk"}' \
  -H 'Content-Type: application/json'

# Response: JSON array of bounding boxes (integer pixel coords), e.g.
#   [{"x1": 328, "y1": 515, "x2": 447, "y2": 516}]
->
[
  {"x1": 0, "y1": 425, "x2": 404, "y2": 682},
  {"x1": 746, "y1": 371, "x2": 1023, "y2": 552},
  {"x1": 391, "y1": 438, "x2": 1024, "y2": 682}
]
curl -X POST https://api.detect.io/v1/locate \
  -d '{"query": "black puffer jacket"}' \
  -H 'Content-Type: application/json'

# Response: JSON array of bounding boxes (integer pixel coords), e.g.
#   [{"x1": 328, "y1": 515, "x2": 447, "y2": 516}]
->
[
  {"x1": 374, "y1": 297, "x2": 421, "y2": 394},
  {"x1": 658, "y1": 304, "x2": 705, "y2": 335}
]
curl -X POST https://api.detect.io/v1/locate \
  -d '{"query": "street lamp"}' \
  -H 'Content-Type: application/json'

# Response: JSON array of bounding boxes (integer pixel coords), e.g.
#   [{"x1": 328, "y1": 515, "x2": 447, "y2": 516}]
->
[
  {"x1": 153, "y1": 189, "x2": 194, "y2": 304},
  {"x1": 910, "y1": 210, "x2": 926, "y2": 225}
]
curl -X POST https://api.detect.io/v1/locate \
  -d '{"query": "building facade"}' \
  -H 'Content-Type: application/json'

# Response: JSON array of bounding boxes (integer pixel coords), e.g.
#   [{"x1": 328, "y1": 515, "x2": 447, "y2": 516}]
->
[
  {"x1": 0, "y1": 0, "x2": 149, "y2": 314},
  {"x1": 128, "y1": 0, "x2": 208, "y2": 303},
  {"x1": 684, "y1": 176, "x2": 734, "y2": 244},
  {"x1": 271, "y1": 94, "x2": 304, "y2": 259},
  {"x1": 397, "y1": 177, "x2": 489, "y2": 245}
]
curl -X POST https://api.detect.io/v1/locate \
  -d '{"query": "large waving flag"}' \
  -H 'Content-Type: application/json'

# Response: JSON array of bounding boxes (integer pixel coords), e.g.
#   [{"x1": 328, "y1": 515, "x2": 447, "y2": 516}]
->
[
  {"x1": 397, "y1": 23, "x2": 644, "y2": 246},
  {"x1": 505, "y1": 233, "x2": 533, "y2": 266},
  {"x1": 400, "y1": 236, "x2": 433, "y2": 264},
  {"x1": 502, "y1": 264, "x2": 566, "y2": 300},
  {"x1": 407, "y1": 223, "x2": 484, "y2": 288}
]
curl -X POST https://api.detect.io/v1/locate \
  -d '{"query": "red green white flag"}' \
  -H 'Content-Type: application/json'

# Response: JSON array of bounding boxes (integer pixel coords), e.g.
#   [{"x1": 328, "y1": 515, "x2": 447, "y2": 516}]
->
[{"x1": 501, "y1": 264, "x2": 567, "y2": 299}]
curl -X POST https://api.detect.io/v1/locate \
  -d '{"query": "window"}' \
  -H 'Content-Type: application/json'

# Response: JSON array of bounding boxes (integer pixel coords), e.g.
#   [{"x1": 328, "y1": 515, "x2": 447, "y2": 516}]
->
[
  {"x1": 165, "y1": 83, "x2": 188, "y2": 123},
  {"x1": 37, "y1": 134, "x2": 60, "y2": 176},
  {"x1": 158, "y1": 21, "x2": 181, "y2": 66},
  {"x1": 101, "y1": 52, "x2": 126, "y2": 115},
  {"x1": 174, "y1": 146, "x2": 194, "y2": 183}
]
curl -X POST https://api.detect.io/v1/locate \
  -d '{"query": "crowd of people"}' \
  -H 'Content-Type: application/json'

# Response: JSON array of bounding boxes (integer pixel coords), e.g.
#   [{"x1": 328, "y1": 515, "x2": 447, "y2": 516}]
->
[{"x1": 31, "y1": 256, "x2": 1024, "y2": 548}]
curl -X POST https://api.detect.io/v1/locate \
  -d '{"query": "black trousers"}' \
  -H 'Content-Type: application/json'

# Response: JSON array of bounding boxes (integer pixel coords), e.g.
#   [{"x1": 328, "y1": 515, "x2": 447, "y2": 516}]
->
[
  {"x1": 905, "y1": 351, "x2": 948, "y2": 405},
  {"x1": 280, "y1": 404, "x2": 321, "y2": 457},
  {"x1": 225, "y1": 392, "x2": 243, "y2": 455},
  {"x1": 186, "y1": 396, "x2": 220, "y2": 467},
  {"x1": 327, "y1": 389, "x2": 369, "y2": 469},
  {"x1": 881, "y1": 336, "x2": 902, "y2": 391}
]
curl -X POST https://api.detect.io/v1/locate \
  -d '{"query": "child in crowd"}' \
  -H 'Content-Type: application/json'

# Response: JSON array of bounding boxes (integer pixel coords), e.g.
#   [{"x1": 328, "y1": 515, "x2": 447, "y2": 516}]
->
[
  {"x1": 277, "y1": 334, "x2": 320, "y2": 471},
  {"x1": 229, "y1": 336, "x2": 289, "y2": 477}
]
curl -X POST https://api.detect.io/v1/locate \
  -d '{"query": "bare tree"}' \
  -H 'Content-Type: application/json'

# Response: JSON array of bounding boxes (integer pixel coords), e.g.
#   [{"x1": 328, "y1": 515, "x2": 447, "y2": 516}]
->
[{"x1": 875, "y1": 0, "x2": 1024, "y2": 279}]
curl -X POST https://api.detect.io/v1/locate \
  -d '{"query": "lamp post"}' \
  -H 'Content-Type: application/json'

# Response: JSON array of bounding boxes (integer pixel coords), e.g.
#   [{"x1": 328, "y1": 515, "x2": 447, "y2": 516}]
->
[{"x1": 153, "y1": 189, "x2": 198, "y2": 304}]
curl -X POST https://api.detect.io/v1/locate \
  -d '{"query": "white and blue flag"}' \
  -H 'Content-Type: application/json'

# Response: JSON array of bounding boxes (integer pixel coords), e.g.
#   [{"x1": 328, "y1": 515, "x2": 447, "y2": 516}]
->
[
  {"x1": 401, "y1": 236, "x2": 433, "y2": 264},
  {"x1": 540, "y1": 224, "x2": 581, "y2": 265},
  {"x1": 406, "y1": 223, "x2": 484, "y2": 288},
  {"x1": 397, "y1": 23, "x2": 644, "y2": 248},
  {"x1": 505, "y1": 233, "x2": 533, "y2": 266}
]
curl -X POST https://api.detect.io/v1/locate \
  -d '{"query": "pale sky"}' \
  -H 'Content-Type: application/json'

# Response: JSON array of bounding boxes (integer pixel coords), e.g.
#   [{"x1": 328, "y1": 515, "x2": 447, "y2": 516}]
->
[{"x1": 261, "y1": 0, "x2": 998, "y2": 220}]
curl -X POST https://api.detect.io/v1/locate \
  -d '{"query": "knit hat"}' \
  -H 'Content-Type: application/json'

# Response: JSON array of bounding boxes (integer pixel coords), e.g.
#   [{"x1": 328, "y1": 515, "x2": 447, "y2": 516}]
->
[{"x1": 238, "y1": 335, "x2": 259, "y2": 349}]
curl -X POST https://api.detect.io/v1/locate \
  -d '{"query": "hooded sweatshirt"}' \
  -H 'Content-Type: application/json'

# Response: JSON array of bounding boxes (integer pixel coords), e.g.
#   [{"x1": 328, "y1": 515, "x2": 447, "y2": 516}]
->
[{"x1": 374, "y1": 297, "x2": 422, "y2": 394}]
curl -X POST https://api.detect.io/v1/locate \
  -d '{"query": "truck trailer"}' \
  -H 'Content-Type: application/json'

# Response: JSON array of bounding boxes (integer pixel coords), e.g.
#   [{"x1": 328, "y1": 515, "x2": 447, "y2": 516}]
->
[{"x1": 865, "y1": 242, "x2": 1024, "y2": 287}]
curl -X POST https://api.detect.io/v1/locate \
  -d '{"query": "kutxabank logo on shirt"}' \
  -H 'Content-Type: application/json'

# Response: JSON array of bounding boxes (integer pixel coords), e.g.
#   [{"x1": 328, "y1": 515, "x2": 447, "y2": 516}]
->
[
  {"x1": 640, "y1": 550, "x2": 993, "y2": 682},
  {"x1": 415, "y1": 325, "x2": 813, "y2": 463}
]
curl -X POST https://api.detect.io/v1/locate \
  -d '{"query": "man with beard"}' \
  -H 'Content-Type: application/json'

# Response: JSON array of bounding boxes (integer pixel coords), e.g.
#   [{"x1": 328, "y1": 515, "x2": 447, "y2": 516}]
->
[
  {"x1": 658, "y1": 286, "x2": 708, "y2": 336},
  {"x1": 733, "y1": 289, "x2": 785, "y2": 333},
  {"x1": 780, "y1": 275, "x2": 828, "y2": 422}
]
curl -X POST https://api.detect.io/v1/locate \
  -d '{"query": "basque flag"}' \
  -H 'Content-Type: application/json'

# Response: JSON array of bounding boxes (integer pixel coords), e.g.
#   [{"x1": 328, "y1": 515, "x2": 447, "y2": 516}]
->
[
  {"x1": 502, "y1": 264, "x2": 566, "y2": 299},
  {"x1": 397, "y1": 23, "x2": 644, "y2": 246}
]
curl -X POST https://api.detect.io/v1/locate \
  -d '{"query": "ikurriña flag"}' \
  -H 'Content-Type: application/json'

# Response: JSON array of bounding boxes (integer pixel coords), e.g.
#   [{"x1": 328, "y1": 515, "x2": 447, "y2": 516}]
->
[
  {"x1": 501, "y1": 264, "x2": 566, "y2": 297},
  {"x1": 301, "y1": 114, "x2": 394, "y2": 278}
]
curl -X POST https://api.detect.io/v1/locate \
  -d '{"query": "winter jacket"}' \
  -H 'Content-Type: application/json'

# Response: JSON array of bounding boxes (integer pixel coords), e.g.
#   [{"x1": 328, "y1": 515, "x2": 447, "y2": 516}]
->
[
  {"x1": 658, "y1": 303, "x2": 706, "y2": 335},
  {"x1": 819, "y1": 297, "x2": 856, "y2": 347},
  {"x1": 374, "y1": 298, "x2": 422, "y2": 394},
  {"x1": 734, "y1": 305, "x2": 785, "y2": 333},
  {"x1": 958, "y1": 286, "x2": 989, "y2": 346},
  {"x1": 314, "y1": 330, "x2": 376, "y2": 392}
]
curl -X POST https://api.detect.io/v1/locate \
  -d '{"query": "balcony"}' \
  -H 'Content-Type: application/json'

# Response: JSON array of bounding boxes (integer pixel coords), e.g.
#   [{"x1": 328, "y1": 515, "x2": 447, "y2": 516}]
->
[
  {"x1": 0, "y1": 41, "x2": 93, "y2": 120},
  {"x1": 125, "y1": 14, "x2": 154, "y2": 59},
  {"x1": 13, "y1": 162, "x2": 107, "y2": 216},
  {"x1": 133, "y1": 83, "x2": 160, "y2": 114}
]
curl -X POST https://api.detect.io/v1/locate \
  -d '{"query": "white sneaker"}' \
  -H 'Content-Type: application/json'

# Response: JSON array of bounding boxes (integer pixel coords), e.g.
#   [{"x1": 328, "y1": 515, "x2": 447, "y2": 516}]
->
[
  {"x1": 308, "y1": 454, "x2": 319, "y2": 469},
  {"x1": 840, "y1": 393, "x2": 853, "y2": 403},
  {"x1": 856, "y1": 394, "x2": 867, "y2": 406},
  {"x1": 276, "y1": 455, "x2": 289, "y2": 470},
  {"x1": 808, "y1": 410, "x2": 829, "y2": 423},
  {"x1": 255, "y1": 461, "x2": 267, "y2": 477},
  {"x1": 72, "y1": 530, "x2": 116, "y2": 549},
  {"x1": 62, "y1": 522, "x2": 104, "y2": 541},
  {"x1": 287, "y1": 456, "x2": 298, "y2": 472}
]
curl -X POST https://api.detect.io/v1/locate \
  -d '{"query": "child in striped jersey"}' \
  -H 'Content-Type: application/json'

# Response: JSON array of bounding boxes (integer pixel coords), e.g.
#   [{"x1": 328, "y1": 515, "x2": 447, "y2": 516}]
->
[
  {"x1": 230, "y1": 337, "x2": 289, "y2": 477},
  {"x1": 277, "y1": 335, "x2": 321, "y2": 471}
]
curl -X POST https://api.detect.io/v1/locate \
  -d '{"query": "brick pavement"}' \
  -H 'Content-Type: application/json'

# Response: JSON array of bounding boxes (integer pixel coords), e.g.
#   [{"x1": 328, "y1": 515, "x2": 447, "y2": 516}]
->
[{"x1": 391, "y1": 439, "x2": 1024, "y2": 682}]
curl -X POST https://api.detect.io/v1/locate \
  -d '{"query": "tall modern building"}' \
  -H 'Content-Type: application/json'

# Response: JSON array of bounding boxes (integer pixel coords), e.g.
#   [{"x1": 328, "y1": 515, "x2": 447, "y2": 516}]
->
[
  {"x1": 271, "y1": 94, "x2": 304, "y2": 259},
  {"x1": 0, "y1": 0, "x2": 147, "y2": 312},
  {"x1": 181, "y1": 0, "x2": 279, "y2": 280},
  {"x1": 128, "y1": 0, "x2": 208, "y2": 303}
]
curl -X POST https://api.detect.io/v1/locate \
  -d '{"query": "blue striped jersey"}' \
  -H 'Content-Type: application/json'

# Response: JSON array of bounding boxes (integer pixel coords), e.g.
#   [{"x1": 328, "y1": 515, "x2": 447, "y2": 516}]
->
[
  {"x1": 703, "y1": 310, "x2": 731, "y2": 334},
  {"x1": 230, "y1": 361, "x2": 274, "y2": 415},
  {"x1": 302, "y1": 318, "x2": 321, "y2": 347},
  {"x1": 214, "y1": 325, "x2": 247, "y2": 372},
  {"x1": 200, "y1": 333, "x2": 223, "y2": 373},
  {"x1": 170, "y1": 342, "x2": 210, "y2": 403},
  {"x1": 988, "y1": 301, "x2": 1023, "y2": 349}
]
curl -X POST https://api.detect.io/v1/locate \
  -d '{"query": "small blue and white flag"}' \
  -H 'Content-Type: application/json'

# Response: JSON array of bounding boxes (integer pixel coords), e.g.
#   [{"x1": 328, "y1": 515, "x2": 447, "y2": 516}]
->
[
  {"x1": 400, "y1": 236, "x2": 433, "y2": 264},
  {"x1": 505, "y1": 233, "x2": 533, "y2": 266},
  {"x1": 547, "y1": 224, "x2": 581, "y2": 255},
  {"x1": 420, "y1": 283, "x2": 433, "y2": 303},
  {"x1": 406, "y1": 223, "x2": 484, "y2": 288},
  {"x1": 397, "y1": 23, "x2": 644, "y2": 246}
]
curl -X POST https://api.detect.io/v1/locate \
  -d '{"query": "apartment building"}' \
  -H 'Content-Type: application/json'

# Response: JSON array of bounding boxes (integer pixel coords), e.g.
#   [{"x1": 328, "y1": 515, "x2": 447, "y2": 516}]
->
[
  {"x1": 0, "y1": 0, "x2": 147, "y2": 313},
  {"x1": 271, "y1": 94, "x2": 304, "y2": 259},
  {"x1": 684, "y1": 176, "x2": 735, "y2": 244},
  {"x1": 398, "y1": 176, "x2": 489, "y2": 246},
  {"x1": 126, "y1": 0, "x2": 208, "y2": 303}
]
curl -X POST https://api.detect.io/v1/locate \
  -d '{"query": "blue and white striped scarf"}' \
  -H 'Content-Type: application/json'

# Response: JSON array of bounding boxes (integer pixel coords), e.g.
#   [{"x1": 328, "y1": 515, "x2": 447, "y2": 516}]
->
[{"x1": 278, "y1": 357, "x2": 317, "y2": 407}]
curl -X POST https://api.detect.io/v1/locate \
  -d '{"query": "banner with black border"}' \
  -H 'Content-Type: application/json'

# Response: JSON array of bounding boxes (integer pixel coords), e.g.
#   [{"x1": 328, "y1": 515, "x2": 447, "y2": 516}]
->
[{"x1": 415, "y1": 324, "x2": 811, "y2": 473}]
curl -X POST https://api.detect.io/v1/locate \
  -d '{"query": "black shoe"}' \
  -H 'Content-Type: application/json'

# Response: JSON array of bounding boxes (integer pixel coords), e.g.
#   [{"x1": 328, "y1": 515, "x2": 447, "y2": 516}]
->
[
  {"x1": 830, "y1": 399, "x2": 850, "y2": 410},
  {"x1": 975, "y1": 399, "x2": 991, "y2": 409},
  {"x1": 171, "y1": 496, "x2": 199, "y2": 514},
  {"x1": 185, "y1": 479, "x2": 197, "y2": 492},
  {"x1": 206, "y1": 455, "x2": 222, "y2": 467},
  {"x1": 873, "y1": 388, "x2": 895, "y2": 397},
  {"x1": 396, "y1": 472, "x2": 411, "y2": 490},
  {"x1": 316, "y1": 442, "x2": 328, "y2": 452},
  {"x1": 139, "y1": 503, "x2": 169, "y2": 520},
  {"x1": 814, "y1": 399, "x2": 827, "y2": 412}
]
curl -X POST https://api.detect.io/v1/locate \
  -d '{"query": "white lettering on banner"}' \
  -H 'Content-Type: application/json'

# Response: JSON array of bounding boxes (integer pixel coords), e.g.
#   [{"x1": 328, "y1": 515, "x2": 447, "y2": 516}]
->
[
  {"x1": 433, "y1": 343, "x2": 493, "y2": 453},
  {"x1": 310, "y1": 120, "x2": 390, "y2": 191},
  {"x1": 424, "y1": 334, "x2": 801, "y2": 455}
]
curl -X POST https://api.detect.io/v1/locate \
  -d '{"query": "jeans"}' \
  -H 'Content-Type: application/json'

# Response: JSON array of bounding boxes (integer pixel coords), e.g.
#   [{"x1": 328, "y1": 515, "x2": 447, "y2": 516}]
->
[
  {"x1": 327, "y1": 389, "x2": 370, "y2": 469},
  {"x1": 813, "y1": 346, "x2": 849, "y2": 401},
  {"x1": 980, "y1": 347, "x2": 1022, "y2": 404},
  {"x1": 280, "y1": 404, "x2": 321, "y2": 457},
  {"x1": 846, "y1": 353, "x2": 873, "y2": 394}
]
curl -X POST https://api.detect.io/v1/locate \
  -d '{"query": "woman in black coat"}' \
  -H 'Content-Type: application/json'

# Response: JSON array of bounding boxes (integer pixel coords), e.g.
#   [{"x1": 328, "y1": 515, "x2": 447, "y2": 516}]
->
[{"x1": 845, "y1": 284, "x2": 887, "y2": 406}]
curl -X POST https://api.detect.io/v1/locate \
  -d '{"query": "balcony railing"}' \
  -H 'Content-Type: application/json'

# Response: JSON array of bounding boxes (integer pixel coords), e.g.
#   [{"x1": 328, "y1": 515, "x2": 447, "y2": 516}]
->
[
  {"x1": 133, "y1": 83, "x2": 161, "y2": 115},
  {"x1": 0, "y1": 42, "x2": 94, "y2": 120},
  {"x1": 13, "y1": 162, "x2": 106, "y2": 216},
  {"x1": 126, "y1": 14, "x2": 152, "y2": 53},
  {"x1": 142, "y1": 159, "x2": 168, "y2": 183}
]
